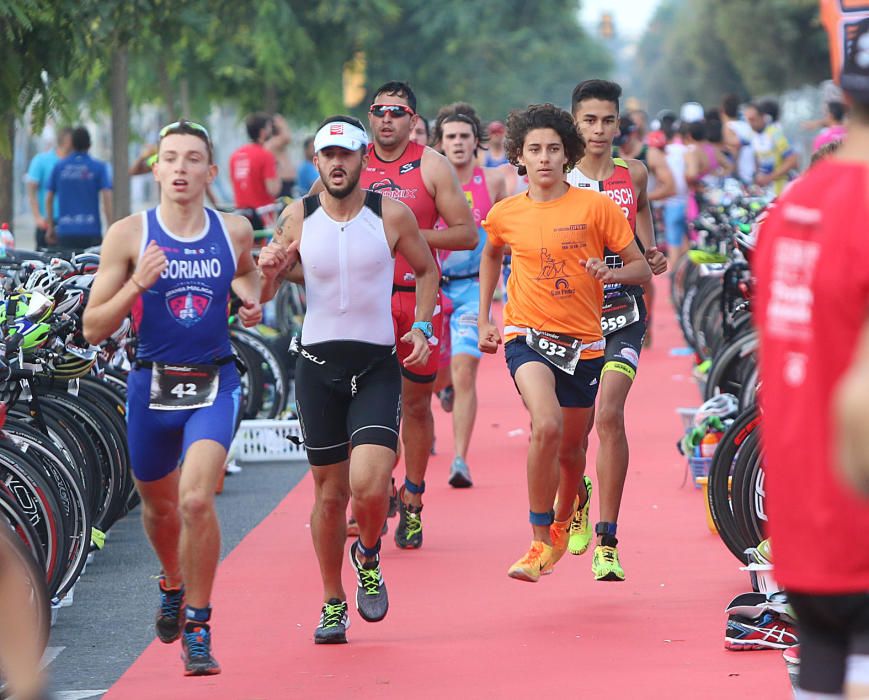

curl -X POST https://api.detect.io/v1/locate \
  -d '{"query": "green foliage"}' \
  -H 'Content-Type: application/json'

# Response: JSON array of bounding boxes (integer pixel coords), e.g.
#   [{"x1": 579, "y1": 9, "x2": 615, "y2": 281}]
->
[
  {"x1": 4, "y1": 0, "x2": 612, "y2": 151},
  {"x1": 0, "y1": 0, "x2": 82, "y2": 153},
  {"x1": 362, "y1": 0, "x2": 611, "y2": 122},
  {"x1": 632, "y1": 0, "x2": 830, "y2": 114}
]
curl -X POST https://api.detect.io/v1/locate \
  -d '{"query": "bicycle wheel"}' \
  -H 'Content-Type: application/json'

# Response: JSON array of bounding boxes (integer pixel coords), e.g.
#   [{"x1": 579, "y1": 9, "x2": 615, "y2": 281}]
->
[
  {"x1": 0, "y1": 442, "x2": 65, "y2": 596},
  {"x1": 4, "y1": 419, "x2": 91, "y2": 600},
  {"x1": 707, "y1": 405, "x2": 761, "y2": 562},
  {"x1": 231, "y1": 328, "x2": 289, "y2": 419},
  {"x1": 232, "y1": 339, "x2": 265, "y2": 419}
]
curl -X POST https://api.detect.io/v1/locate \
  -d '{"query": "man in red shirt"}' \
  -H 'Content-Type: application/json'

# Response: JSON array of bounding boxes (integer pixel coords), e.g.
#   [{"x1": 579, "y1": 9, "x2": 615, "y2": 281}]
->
[
  {"x1": 755, "y1": 19, "x2": 869, "y2": 698},
  {"x1": 230, "y1": 112, "x2": 281, "y2": 230}
]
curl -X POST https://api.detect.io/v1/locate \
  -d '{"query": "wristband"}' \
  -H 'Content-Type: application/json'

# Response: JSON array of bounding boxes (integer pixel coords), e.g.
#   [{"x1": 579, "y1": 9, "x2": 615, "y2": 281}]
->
[
  {"x1": 411, "y1": 321, "x2": 433, "y2": 339},
  {"x1": 130, "y1": 276, "x2": 147, "y2": 291}
]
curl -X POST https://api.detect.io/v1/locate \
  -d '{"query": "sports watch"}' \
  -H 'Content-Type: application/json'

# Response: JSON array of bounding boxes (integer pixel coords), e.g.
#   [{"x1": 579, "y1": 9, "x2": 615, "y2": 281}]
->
[{"x1": 411, "y1": 321, "x2": 433, "y2": 339}]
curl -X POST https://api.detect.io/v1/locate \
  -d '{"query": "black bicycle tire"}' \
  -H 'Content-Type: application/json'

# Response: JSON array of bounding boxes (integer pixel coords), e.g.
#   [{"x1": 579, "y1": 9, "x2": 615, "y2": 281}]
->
[{"x1": 707, "y1": 405, "x2": 761, "y2": 562}]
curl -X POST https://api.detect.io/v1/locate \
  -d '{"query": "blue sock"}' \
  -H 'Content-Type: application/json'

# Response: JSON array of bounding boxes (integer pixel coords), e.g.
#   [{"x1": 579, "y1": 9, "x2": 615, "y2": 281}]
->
[
  {"x1": 186, "y1": 605, "x2": 211, "y2": 624},
  {"x1": 529, "y1": 510, "x2": 554, "y2": 527}
]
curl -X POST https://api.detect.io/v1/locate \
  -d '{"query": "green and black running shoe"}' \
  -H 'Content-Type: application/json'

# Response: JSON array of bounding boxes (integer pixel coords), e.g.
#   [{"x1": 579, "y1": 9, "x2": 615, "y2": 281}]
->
[
  {"x1": 394, "y1": 497, "x2": 423, "y2": 549},
  {"x1": 349, "y1": 541, "x2": 389, "y2": 622},
  {"x1": 314, "y1": 598, "x2": 350, "y2": 644}
]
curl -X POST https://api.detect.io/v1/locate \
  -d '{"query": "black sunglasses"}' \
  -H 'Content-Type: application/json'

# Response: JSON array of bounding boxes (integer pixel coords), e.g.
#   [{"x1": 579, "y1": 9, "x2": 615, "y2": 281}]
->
[{"x1": 369, "y1": 104, "x2": 415, "y2": 118}]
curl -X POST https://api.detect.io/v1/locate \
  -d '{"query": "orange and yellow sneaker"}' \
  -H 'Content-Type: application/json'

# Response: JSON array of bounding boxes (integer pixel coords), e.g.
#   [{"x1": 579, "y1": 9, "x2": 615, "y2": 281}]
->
[
  {"x1": 546, "y1": 515, "x2": 573, "y2": 573},
  {"x1": 507, "y1": 541, "x2": 554, "y2": 582}
]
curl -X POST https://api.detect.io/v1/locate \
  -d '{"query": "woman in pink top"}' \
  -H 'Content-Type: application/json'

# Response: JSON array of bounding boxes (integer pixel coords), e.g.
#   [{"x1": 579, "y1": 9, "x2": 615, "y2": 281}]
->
[{"x1": 812, "y1": 101, "x2": 847, "y2": 152}]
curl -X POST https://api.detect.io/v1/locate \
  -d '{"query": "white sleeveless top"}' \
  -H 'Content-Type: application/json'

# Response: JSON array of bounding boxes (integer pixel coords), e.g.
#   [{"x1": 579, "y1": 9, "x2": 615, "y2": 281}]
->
[
  {"x1": 664, "y1": 142, "x2": 689, "y2": 203},
  {"x1": 299, "y1": 192, "x2": 395, "y2": 346}
]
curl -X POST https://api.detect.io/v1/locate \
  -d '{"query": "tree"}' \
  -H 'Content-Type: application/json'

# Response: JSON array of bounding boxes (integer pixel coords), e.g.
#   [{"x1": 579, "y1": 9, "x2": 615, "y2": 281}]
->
[
  {"x1": 714, "y1": 0, "x2": 829, "y2": 97},
  {"x1": 0, "y1": 0, "x2": 82, "y2": 222},
  {"x1": 631, "y1": 0, "x2": 830, "y2": 115},
  {"x1": 362, "y1": 0, "x2": 611, "y2": 121}
]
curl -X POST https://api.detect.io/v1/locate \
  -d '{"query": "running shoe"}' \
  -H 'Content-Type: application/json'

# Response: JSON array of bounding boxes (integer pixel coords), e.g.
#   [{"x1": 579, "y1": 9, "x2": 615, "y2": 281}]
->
[
  {"x1": 549, "y1": 517, "x2": 572, "y2": 570},
  {"x1": 568, "y1": 476, "x2": 593, "y2": 555},
  {"x1": 507, "y1": 541, "x2": 554, "y2": 582},
  {"x1": 724, "y1": 612, "x2": 798, "y2": 651},
  {"x1": 314, "y1": 598, "x2": 350, "y2": 644},
  {"x1": 592, "y1": 544, "x2": 625, "y2": 581},
  {"x1": 394, "y1": 489, "x2": 423, "y2": 549},
  {"x1": 346, "y1": 516, "x2": 388, "y2": 538},
  {"x1": 349, "y1": 541, "x2": 389, "y2": 622},
  {"x1": 181, "y1": 622, "x2": 221, "y2": 676},
  {"x1": 448, "y1": 456, "x2": 473, "y2": 488},
  {"x1": 155, "y1": 576, "x2": 185, "y2": 643},
  {"x1": 782, "y1": 644, "x2": 800, "y2": 665},
  {"x1": 438, "y1": 385, "x2": 455, "y2": 413}
]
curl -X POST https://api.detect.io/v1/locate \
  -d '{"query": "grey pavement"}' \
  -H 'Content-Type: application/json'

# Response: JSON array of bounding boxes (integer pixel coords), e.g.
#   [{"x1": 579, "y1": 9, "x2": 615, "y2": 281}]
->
[{"x1": 46, "y1": 459, "x2": 308, "y2": 698}]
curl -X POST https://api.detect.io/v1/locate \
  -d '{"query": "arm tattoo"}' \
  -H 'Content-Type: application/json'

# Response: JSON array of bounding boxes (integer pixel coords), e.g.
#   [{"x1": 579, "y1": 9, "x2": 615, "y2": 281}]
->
[{"x1": 275, "y1": 211, "x2": 291, "y2": 242}]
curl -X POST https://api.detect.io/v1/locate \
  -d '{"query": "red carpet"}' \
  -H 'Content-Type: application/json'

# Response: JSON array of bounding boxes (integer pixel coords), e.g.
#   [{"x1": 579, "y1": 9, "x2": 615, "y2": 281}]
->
[{"x1": 106, "y1": 281, "x2": 792, "y2": 699}]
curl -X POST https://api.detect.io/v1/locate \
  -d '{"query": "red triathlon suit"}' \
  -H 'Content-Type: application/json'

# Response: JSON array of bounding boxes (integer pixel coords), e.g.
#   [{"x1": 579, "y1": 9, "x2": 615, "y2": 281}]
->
[
  {"x1": 755, "y1": 158, "x2": 869, "y2": 594},
  {"x1": 361, "y1": 141, "x2": 442, "y2": 382}
]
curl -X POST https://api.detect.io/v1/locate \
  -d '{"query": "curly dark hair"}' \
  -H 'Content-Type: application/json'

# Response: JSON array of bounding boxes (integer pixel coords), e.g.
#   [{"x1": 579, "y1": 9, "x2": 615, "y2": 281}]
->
[
  {"x1": 505, "y1": 104, "x2": 584, "y2": 176},
  {"x1": 431, "y1": 102, "x2": 487, "y2": 154}
]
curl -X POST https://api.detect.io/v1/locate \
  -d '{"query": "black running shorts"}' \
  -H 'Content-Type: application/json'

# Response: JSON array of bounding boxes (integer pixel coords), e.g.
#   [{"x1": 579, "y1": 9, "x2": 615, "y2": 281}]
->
[
  {"x1": 602, "y1": 295, "x2": 647, "y2": 382},
  {"x1": 294, "y1": 341, "x2": 402, "y2": 467},
  {"x1": 788, "y1": 590, "x2": 869, "y2": 694}
]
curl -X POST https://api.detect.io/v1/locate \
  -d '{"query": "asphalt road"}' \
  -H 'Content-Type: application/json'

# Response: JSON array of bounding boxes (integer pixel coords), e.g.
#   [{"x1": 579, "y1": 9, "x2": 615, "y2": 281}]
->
[{"x1": 46, "y1": 459, "x2": 308, "y2": 698}]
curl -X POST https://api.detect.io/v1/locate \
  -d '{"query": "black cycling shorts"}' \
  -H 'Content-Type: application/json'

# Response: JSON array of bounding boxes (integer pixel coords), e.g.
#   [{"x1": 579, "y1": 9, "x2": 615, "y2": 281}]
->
[
  {"x1": 294, "y1": 340, "x2": 401, "y2": 467},
  {"x1": 504, "y1": 339, "x2": 603, "y2": 409},
  {"x1": 602, "y1": 295, "x2": 647, "y2": 382},
  {"x1": 788, "y1": 590, "x2": 869, "y2": 694}
]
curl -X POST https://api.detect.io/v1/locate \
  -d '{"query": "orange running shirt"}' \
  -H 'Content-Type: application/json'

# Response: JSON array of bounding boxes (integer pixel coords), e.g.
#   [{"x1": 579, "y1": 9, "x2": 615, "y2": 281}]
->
[{"x1": 483, "y1": 186, "x2": 634, "y2": 358}]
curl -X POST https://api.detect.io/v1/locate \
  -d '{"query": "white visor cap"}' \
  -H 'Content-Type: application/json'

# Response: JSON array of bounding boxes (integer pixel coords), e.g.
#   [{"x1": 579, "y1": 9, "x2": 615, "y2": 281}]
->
[{"x1": 313, "y1": 121, "x2": 369, "y2": 153}]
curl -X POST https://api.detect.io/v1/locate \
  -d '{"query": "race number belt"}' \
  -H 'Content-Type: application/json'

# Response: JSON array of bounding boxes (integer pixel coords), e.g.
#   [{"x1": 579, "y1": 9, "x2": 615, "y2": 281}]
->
[
  {"x1": 525, "y1": 329, "x2": 582, "y2": 375},
  {"x1": 142, "y1": 359, "x2": 229, "y2": 411},
  {"x1": 601, "y1": 292, "x2": 640, "y2": 337}
]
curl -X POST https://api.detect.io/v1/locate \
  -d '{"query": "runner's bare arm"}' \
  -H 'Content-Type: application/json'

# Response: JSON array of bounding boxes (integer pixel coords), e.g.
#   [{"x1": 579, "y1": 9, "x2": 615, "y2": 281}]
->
[
  {"x1": 612, "y1": 240, "x2": 652, "y2": 286},
  {"x1": 83, "y1": 216, "x2": 165, "y2": 344},
  {"x1": 258, "y1": 202, "x2": 303, "y2": 301},
  {"x1": 387, "y1": 197, "x2": 436, "y2": 367},
  {"x1": 646, "y1": 148, "x2": 676, "y2": 201},
  {"x1": 629, "y1": 160, "x2": 667, "y2": 275},
  {"x1": 478, "y1": 239, "x2": 504, "y2": 353},
  {"x1": 224, "y1": 213, "x2": 263, "y2": 326},
  {"x1": 387, "y1": 197, "x2": 437, "y2": 324},
  {"x1": 421, "y1": 149, "x2": 476, "y2": 251},
  {"x1": 485, "y1": 166, "x2": 509, "y2": 205}
]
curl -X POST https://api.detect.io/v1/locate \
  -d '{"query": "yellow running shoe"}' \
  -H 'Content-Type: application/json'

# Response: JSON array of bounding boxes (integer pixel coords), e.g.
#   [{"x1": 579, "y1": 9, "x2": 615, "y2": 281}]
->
[
  {"x1": 507, "y1": 541, "x2": 553, "y2": 582},
  {"x1": 568, "y1": 476, "x2": 593, "y2": 555},
  {"x1": 592, "y1": 545, "x2": 625, "y2": 581}
]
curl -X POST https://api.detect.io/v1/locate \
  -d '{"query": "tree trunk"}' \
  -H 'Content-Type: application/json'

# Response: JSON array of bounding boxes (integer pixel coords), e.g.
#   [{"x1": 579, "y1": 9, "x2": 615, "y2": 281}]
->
[
  {"x1": 110, "y1": 44, "x2": 131, "y2": 221},
  {"x1": 0, "y1": 115, "x2": 14, "y2": 226},
  {"x1": 264, "y1": 84, "x2": 278, "y2": 114},
  {"x1": 179, "y1": 77, "x2": 191, "y2": 118},
  {"x1": 158, "y1": 54, "x2": 176, "y2": 120}
]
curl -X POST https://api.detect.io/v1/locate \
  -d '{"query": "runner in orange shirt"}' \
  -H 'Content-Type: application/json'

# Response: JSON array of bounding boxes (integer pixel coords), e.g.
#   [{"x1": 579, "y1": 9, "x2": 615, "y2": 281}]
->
[{"x1": 479, "y1": 104, "x2": 651, "y2": 582}]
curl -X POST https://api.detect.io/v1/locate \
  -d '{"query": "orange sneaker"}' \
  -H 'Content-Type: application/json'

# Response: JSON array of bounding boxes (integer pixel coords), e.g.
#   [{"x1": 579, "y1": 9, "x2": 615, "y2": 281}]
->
[
  {"x1": 507, "y1": 541, "x2": 554, "y2": 582},
  {"x1": 547, "y1": 516, "x2": 573, "y2": 573}
]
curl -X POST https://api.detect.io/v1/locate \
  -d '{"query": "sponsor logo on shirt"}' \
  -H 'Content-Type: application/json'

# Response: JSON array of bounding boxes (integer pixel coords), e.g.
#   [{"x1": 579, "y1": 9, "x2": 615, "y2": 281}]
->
[
  {"x1": 766, "y1": 237, "x2": 820, "y2": 342},
  {"x1": 165, "y1": 283, "x2": 214, "y2": 327},
  {"x1": 369, "y1": 178, "x2": 418, "y2": 200},
  {"x1": 399, "y1": 159, "x2": 421, "y2": 175}
]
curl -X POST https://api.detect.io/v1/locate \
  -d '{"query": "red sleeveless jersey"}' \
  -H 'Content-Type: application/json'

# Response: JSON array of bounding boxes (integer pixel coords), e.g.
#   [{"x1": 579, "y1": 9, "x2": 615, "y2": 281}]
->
[{"x1": 361, "y1": 141, "x2": 439, "y2": 287}]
